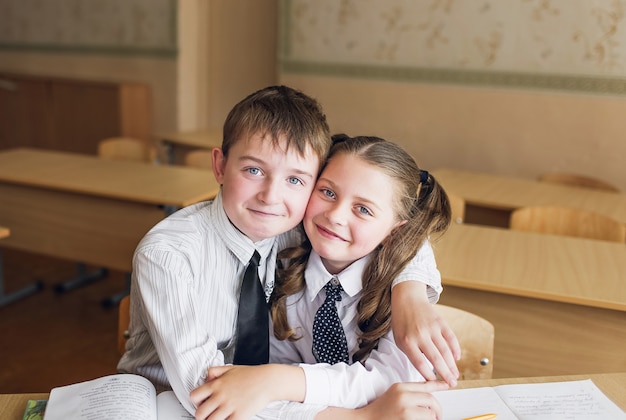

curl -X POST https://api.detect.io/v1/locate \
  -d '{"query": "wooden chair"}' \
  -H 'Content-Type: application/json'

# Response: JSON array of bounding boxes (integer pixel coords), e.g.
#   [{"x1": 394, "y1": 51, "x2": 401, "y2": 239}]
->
[
  {"x1": 184, "y1": 149, "x2": 213, "y2": 170},
  {"x1": 98, "y1": 137, "x2": 155, "y2": 163},
  {"x1": 434, "y1": 304, "x2": 494, "y2": 380},
  {"x1": 118, "y1": 295, "x2": 131, "y2": 355},
  {"x1": 538, "y1": 172, "x2": 620, "y2": 193},
  {"x1": 448, "y1": 192, "x2": 465, "y2": 224},
  {"x1": 510, "y1": 205, "x2": 626, "y2": 243}
]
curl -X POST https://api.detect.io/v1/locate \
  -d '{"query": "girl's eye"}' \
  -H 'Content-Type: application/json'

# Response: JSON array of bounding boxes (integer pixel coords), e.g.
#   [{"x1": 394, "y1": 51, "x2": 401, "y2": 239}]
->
[
  {"x1": 321, "y1": 188, "x2": 336, "y2": 199},
  {"x1": 357, "y1": 206, "x2": 372, "y2": 216},
  {"x1": 288, "y1": 176, "x2": 303, "y2": 186}
]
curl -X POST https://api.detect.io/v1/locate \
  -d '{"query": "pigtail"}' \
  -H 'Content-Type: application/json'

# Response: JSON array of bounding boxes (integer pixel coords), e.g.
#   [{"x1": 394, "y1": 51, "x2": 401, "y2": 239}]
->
[
  {"x1": 354, "y1": 168, "x2": 451, "y2": 363},
  {"x1": 270, "y1": 238, "x2": 311, "y2": 341}
]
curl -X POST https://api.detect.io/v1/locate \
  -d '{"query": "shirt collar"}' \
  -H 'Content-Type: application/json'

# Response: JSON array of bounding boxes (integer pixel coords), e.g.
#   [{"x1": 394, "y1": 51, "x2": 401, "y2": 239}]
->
[
  {"x1": 304, "y1": 250, "x2": 370, "y2": 301},
  {"x1": 210, "y1": 190, "x2": 274, "y2": 264}
]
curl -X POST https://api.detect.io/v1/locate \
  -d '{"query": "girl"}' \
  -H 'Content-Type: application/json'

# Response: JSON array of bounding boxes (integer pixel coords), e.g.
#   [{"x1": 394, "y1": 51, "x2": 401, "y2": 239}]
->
[{"x1": 192, "y1": 135, "x2": 453, "y2": 419}]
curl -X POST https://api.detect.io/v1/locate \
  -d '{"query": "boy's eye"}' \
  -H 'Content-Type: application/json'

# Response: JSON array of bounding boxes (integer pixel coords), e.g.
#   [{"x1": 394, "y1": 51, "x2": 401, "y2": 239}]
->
[
  {"x1": 247, "y1": 167, "x2": 261, "y2": 176},
  {"x1": 287, "y1": 176, "x2": 303, "y2": 186}
]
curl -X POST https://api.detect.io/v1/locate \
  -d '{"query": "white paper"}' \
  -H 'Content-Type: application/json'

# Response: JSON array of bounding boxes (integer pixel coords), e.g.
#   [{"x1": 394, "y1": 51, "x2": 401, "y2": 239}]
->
[
  {"x1": 434, "y1": 379, "x2": 626, "y2": 420},
  {"x1": 44, "y1": 374, "x2": 157, "y2": 420}
]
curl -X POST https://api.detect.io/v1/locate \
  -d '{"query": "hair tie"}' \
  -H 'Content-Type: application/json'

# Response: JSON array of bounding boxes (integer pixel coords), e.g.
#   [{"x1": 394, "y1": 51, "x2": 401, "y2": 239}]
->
[{"x1": 419, "y1": 170, "x2": 429, "y2": 185}]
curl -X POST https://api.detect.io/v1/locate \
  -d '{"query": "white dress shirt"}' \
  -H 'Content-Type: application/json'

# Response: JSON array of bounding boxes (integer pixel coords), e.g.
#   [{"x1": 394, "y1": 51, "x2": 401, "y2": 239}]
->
[
  {"x1": 117, "y1": 191, "x2": 441, "y2": 416},
  {"x1": 269, "y1": 250, "x2": 435, "y2": 409}
]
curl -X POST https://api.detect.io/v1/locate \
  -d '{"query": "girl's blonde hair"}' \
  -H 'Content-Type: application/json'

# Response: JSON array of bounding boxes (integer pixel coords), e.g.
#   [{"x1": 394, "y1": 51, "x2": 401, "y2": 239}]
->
[{"x1": 270, "y1": 134, "x2": 451, "y2": 363}]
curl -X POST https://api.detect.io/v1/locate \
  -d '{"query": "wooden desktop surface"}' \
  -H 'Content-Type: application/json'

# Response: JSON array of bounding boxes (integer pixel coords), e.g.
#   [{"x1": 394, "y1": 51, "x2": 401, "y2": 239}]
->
[
  {"x1": 435, "y1": 223, "x2": 626, "y2": 311},
  {"x1": 158, "y1": 127, "x2": 222, "y2": 149},
  {"x1": 0, "y1": 148, "x2": 218, "y2": 207},
  {"x1": 434, "y1": 223, "x2": 626, "y2": 378},
  {"x1": 0, "y1": 148, "x2": 220, "y2": 272},
  {"x1": 1, "y1": 373, "x2": 624, "y2": 419},
  {"x1": 434, "y1": 168, "x2": 626, "y2": 225}
]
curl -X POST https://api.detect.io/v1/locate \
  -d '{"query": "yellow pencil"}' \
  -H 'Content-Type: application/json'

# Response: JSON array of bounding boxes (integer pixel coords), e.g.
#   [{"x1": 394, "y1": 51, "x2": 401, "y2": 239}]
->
[{"x1": 462, "y1": 414, "x2": 497, "y2": 420}]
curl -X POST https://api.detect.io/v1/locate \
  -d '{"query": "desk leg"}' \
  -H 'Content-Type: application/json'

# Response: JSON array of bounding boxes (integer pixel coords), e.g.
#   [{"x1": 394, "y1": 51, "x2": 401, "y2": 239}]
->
[
  {"x1": 101, "y1": 272, "x2": 131, "y2": 308},
  {"x1": 0, "y1": 249, "x2": 44, "y2": 308},
  {"x1": 53, "y1": 263, "x2": 108, "y2": 293}
]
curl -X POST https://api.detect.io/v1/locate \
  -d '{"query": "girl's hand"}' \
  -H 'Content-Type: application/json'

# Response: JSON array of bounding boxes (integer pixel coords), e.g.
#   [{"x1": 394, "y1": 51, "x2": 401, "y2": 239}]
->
[{"x1": 317, "y1": 381, "x2": 449, "y2": 420}]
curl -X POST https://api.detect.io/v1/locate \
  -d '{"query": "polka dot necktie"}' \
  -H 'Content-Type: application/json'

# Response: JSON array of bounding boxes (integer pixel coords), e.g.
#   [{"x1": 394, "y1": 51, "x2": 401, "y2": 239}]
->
[
  {"x1": 233, "y1": 251, "x2": 269, "y2": 365},
  {"x1": 312, "y1": 277, "x2": 349, "y2": 364}
]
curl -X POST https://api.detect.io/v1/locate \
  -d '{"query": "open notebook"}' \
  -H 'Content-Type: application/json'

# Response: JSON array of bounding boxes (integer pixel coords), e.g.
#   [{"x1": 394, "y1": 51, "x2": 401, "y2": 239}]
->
[{"x1": 433, "y1": 379, "x2": 625, "y2": 420}]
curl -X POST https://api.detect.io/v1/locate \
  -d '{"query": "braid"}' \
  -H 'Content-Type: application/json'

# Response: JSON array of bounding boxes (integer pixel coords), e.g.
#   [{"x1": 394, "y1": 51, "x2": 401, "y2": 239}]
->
[{"x1": 270, "y1": 237, "x2": 311, "y2": 341}]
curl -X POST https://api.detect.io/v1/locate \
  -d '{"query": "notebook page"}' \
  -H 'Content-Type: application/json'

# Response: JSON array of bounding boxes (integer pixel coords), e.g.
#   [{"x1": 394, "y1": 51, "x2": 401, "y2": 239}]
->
[
  {"x1": 433, "y1": 387, "x2": 518, "y2": 420},
  {"x1": 494, "y1": 379, "x2": 626, "y2": 419}
]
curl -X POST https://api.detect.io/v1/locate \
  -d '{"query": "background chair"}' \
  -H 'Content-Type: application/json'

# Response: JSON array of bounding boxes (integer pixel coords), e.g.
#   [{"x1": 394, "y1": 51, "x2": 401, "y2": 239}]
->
[
  {"x1": 434, "y1": 304, "x2": 494, "y2": 380},
  {"x1": 448, "y1": 192, "x2": 465, "y2": 224},
  {"x1": 509, "y1": 205, "x2": 626, "y2": 243},
  {"x1": 98, "y1": 137, "x2": 155, "y2": 163},
  {"x1": 183, "y1": 149, "x2": 213, "y2": 170},
  {"x1": 538, "y1": 172, "x2": 620, "y2": 193},
  {"x1": 118, "y1": 295, "x2": 131, "y2": 355}
]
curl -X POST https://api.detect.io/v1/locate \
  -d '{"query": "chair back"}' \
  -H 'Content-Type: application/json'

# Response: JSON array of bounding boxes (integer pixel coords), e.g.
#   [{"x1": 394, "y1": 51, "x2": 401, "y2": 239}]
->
[
  {"x1": 98, "y1": 137, "x2": 154, "y2": 163},
  {"x1": 448, "y1": 192, "x2": 465, "y2": 224},
  {"x1": 538, "y1": 172, "x2": 620, "y2": 193},
  {"x1": 184, "y1": 149, "x2": 213, "y2": 170},
  {"x1": 434, "y1": 304, "x2": 494, "y2": 380},
  {"x1": 510, "y1": 205, "x2": 626, "y2": 243},
  {"x1": 118, "y1": 295, "x2": 131, "y2": 355}
]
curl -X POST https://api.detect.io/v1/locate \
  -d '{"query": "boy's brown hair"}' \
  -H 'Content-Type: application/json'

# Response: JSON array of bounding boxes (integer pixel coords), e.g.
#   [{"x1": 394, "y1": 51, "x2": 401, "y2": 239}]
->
[{"x1": 222, "y1": 85, "x2": 331, "y2": 166}]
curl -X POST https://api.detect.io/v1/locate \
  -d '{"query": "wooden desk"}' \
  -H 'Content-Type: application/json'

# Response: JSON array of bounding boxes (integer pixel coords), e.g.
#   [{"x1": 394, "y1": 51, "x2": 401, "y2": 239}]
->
[
  {"x1": 2, "y1": 373, "x2": 624, "y2": 419},
  {"x1": 157, "y1": 128, "x2": 222, "y2": 164},
  {"x1": 0, "y1": 148, "x2": 219, "y2": 274},
  {"x1": 434, "y1": 223, "x2": 626, "y2": 378},
  {"x1": 433, "y1": 168, "x2": 626, "y2": 227},
  {"x1": 0, "y1": 392, "x2": 48, "y2": 420}
]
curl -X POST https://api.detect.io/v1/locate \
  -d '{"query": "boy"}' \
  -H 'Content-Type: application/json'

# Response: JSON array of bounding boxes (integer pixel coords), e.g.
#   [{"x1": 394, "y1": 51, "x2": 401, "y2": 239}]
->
[{"x1": 118, "y1": 86, "x2": 458, "y2": 415}]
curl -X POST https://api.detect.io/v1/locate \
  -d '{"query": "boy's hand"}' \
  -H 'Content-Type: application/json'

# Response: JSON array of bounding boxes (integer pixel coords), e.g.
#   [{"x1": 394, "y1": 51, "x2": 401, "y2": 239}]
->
[
  {"x1": 191, "y1": 364, "x2": 305, "y2": 420},
  {"x1": 191, "y1": 365, "x2": 270, "y2": 420},
  {"x1": 391, "y1": 282, "x2": 461, "y2": 387}
]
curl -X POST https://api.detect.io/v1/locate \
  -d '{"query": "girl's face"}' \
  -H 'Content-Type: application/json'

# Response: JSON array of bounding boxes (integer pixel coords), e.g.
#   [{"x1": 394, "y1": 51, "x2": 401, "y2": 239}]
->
[{"x1": 304, "y1": 153, "x2": 405, "y2": 274}]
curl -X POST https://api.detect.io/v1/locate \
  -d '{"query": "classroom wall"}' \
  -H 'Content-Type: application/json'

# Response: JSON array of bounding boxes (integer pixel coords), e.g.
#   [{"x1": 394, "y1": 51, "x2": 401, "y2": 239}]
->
[
  {"x1": 280, "y1": 74, "x2": 626, "y2": 190},
  {"x1": 279, "y1": 0, "x2": 626, "y2": 191},
  {"x1": 0, "y1": 0, "x2": 277, "y2": 138}
]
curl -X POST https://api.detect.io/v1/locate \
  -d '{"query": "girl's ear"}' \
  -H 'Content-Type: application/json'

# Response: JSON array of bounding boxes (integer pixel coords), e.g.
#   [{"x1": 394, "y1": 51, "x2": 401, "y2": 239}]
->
[{"x1": 212, "y1": 147, "x2": 226, "y2": 184}]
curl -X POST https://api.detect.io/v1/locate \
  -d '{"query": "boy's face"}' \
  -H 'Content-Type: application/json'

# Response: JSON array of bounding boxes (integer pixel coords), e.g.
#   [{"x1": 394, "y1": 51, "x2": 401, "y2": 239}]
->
[{"x1": 213, "y1": 132, "x2": 320, "y2": 243}]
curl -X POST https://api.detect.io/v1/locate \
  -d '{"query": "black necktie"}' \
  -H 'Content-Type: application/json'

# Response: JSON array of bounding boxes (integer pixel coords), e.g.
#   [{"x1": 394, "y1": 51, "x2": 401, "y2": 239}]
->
[
  {"x1": 312, "y1": 277, "x2": 349, "y2": 364},
  {"x1": 233, "y1": 251, "x2": 269, "y2": 365}
]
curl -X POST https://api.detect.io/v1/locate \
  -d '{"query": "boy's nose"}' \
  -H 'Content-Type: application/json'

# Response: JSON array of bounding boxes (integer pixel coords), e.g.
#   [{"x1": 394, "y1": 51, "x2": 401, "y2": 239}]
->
[{"x1": 257, "y1": 179, "x2": 282, "y2": 204}]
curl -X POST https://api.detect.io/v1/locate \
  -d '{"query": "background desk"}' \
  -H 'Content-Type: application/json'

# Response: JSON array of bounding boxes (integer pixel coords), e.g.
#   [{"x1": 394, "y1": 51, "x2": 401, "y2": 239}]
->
[
  {"x1": 434, "y1": 168, "x2": 626, "y2": 227},
  {"x1": 0, "y1": 148, "x2": 220, "y2": 274},
  {"x1": 157, "y1": 128, "x2": 222, "y2": 164},
  {"x1": 434, "y1": 223, "x2": 626, "y2": 377},
  {"x1": 2, "y1": 373, "x2": 624, "y2": 419}
]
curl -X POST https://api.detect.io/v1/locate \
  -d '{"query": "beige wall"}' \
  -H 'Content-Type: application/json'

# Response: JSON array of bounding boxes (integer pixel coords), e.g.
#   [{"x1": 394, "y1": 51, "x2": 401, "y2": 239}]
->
[
  {"x1": 280, "y1": 74, "x2": 626, "y2": 191},
  {"x1": 0, "y1": 0, "x2": 278, "y2": 140}
]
